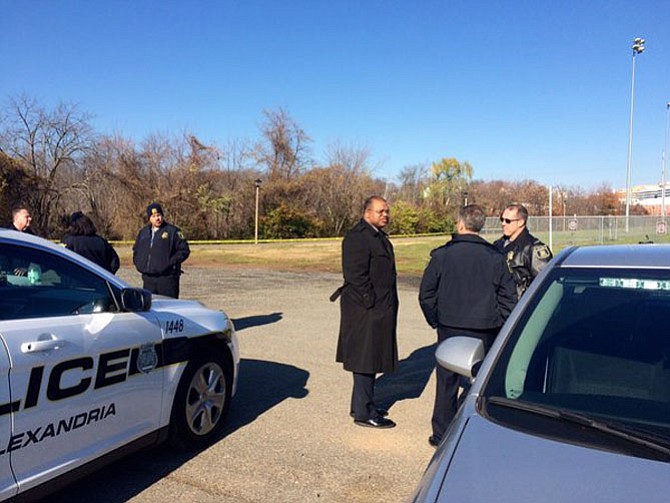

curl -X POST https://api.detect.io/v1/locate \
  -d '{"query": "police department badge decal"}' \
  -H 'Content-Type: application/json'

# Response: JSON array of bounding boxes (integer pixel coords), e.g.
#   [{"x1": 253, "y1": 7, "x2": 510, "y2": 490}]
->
[{"x1": 138, "y1": 343, "x2": 158, "y2": 374}]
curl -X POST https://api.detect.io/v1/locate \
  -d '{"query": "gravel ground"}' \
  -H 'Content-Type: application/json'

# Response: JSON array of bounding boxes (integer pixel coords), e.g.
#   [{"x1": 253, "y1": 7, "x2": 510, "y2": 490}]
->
[{"x1": 51, "y1": 265, "x2": 438, "y2": 502}]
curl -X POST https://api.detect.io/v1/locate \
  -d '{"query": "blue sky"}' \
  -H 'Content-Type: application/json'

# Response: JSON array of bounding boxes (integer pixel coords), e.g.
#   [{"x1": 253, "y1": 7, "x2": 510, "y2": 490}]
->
[{"x1": 2, "y1": 1, "x2": 669, "y2": 190}]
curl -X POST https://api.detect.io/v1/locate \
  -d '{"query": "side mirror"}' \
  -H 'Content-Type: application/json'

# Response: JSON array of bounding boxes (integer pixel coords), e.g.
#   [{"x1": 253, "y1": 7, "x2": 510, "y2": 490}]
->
[
  {"x1": 120, "y1": 288, "x2": 152, "y2": 312},
  {"x1": 436, "y1": 336, "x2": 486, "y2": 378}
]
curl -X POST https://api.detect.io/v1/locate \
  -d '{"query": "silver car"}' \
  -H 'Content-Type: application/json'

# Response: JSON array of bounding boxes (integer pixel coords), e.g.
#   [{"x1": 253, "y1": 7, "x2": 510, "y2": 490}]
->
[{"x1": 411, "y1": 245, "x2": 670, "y2": 502}]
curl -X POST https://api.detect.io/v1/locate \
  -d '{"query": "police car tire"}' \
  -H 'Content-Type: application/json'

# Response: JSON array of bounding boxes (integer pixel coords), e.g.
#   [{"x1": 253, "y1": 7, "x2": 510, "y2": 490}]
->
[{"x1": 169, "y1": 353, "x2": 232, "y2": 451}]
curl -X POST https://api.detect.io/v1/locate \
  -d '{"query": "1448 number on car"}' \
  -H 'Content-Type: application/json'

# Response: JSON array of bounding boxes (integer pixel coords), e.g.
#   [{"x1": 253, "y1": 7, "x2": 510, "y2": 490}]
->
[{"x1": 165, "y1": 318, "x2": 184, "y2": 334}]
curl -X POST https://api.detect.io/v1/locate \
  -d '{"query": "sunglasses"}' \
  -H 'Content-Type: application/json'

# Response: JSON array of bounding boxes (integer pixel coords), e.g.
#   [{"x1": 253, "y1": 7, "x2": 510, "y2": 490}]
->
[{"x1": 500, "y1": 217, "x2": 522, "y2": 224}]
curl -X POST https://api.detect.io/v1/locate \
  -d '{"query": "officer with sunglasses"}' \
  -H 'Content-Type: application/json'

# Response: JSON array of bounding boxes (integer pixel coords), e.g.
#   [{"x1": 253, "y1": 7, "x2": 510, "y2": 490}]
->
[{"x1": 494, "y1": 203, "x2": 552, "y2": 299}]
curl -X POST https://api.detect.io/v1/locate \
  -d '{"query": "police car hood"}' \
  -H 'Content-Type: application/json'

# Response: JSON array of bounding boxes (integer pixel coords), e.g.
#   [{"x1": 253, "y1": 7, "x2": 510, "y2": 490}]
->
[
  {"x1": 149, "y1": 296, "x2": 233, "y2": 335},
  {"x1": 441, "y1": 414, "x2": 670, "y2": 502}
]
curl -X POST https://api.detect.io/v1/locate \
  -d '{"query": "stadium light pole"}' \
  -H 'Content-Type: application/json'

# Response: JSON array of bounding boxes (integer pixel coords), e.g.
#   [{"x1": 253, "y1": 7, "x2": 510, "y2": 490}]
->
[
  {"x1": 254, "y1": 178, "x2": 262, "y2": 245},
  {"x1": 625, "y1": 37, "x2": 645, "y2": 233},
  {"x1": 662, "y1": 102, "x2": 670, "y2": 222}
]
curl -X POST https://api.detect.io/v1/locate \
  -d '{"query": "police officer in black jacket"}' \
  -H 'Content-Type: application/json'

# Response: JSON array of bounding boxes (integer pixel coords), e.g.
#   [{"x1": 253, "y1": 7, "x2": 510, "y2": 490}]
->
[
  {"x1": 419, "y1": 204, "x2": 517, "y2": 447},
  {"x1": 133, "y1": 203, "x2": 190, "y2": 298},
  {"x1": 494, "y1": 203, "x2": 553, "y2": 299}
]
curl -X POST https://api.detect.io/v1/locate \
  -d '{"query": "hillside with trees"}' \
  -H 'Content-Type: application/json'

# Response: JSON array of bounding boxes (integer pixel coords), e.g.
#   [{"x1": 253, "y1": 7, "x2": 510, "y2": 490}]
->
[{"x1": 0, "y1": 95, "x2": 637, "y2": 240}]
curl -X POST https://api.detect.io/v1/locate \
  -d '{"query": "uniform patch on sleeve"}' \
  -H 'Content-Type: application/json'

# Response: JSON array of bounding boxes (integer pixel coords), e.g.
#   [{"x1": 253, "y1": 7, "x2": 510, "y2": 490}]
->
[
  {"x1": 534, "y1": 245, "x2": 552, "y2": 260},
  {"x1": 177, "y1": 231, "x2": 185, "y2": 239}
]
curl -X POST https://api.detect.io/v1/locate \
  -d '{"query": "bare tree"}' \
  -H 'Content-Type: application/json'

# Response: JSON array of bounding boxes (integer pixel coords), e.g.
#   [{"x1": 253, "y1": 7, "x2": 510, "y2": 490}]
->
[
  {"x1": 256, "y1": 108, "x2": 312, "y2": 181},
  {"x1": 396, "y1": 163, "x2": 428, "y2": 205},
  {"x1": 304, "y1": 143, "x2": 380, "y2": 235},
  {"x1": 0, "y1": 95, "x2": 94, "y2": 233}
]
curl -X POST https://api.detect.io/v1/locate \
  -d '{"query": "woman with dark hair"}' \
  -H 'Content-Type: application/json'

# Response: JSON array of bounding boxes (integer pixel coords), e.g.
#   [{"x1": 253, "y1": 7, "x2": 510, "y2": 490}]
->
[{"x1": 61, "y1": 212, "x2": 120, "y2": 273}]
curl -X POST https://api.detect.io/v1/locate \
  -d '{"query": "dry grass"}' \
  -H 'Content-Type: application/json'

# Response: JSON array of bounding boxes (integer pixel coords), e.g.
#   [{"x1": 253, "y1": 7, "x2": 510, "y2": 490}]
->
[{"x1": 115, "y1": 235, "x2": 450, "y2": 277}]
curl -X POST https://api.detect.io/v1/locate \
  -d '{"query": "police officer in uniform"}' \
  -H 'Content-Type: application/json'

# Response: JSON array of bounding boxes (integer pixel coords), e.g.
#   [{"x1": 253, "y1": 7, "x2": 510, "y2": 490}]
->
[
  {"x1": 133, "y1": 203, "x2": 190, "y2": 298},
  {"x1": 494, "y1": 203, "x2": 553, "y2": 298}
]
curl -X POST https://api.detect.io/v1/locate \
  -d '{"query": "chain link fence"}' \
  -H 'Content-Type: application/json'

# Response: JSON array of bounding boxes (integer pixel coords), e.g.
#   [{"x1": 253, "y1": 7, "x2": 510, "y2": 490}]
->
[{"x1": 482, "y1": 216, "x2": 670, "y2": 252}]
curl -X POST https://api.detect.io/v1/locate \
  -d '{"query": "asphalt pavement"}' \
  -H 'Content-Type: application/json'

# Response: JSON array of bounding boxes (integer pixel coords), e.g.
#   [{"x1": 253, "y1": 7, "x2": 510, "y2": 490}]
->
[{"x1": 51, "y1": 266, "x2": 438, "y2": 502}]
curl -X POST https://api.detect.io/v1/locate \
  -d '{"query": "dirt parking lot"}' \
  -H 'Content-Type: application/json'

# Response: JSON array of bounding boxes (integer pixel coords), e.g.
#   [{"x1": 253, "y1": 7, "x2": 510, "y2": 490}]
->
[{"x1": 52, "y1": 265, "x2": 438, "y2": 502}]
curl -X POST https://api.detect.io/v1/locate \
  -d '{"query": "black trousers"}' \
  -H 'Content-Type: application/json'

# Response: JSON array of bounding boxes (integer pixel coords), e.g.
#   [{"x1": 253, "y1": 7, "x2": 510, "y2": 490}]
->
[
  {"x1": 431, "y1": 326, "x2": 498, "y2": 440},
  {"x1": 142, "y1": 274, "x2": 180, "y2": 298},
  {"x1": 351, "y1": 372, "x2": 377, "y2": 421}
]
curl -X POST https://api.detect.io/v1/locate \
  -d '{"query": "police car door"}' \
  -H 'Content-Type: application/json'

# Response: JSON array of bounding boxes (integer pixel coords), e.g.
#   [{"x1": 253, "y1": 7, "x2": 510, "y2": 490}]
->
[
  {"x1": 0, "y1": 243, "x2": 163, "y2": 493},
  {"x1": 0, "y1": 338, "x2": 16, "y2": 499}
]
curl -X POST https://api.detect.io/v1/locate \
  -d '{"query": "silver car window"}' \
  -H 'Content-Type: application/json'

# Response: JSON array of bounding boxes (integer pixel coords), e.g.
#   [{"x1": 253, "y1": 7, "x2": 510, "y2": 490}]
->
[{"x1": 488, "y1": 267, "x2": 670, "y2": 430}]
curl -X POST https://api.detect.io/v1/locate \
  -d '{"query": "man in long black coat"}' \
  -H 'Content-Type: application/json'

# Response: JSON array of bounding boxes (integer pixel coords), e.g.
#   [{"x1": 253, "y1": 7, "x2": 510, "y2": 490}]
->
[{"x1": 335, "y1": 196, "x2": 398, "y2": 429}]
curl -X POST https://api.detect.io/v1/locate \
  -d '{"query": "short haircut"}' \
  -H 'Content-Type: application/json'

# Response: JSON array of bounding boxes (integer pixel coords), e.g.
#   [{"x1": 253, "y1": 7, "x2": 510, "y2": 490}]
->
[
  {"x1": 11, "y1": 205, "x2": 29, "y2": 219},
  {"x1": 504, "y1": 203, "x2": 529, "y2": 223},
  {"x1": 363, "y1": 196, "x2": 387, "y2": 212},
  {"x1": 458, "y1": 204, "x2": 486, "y2": 233}
]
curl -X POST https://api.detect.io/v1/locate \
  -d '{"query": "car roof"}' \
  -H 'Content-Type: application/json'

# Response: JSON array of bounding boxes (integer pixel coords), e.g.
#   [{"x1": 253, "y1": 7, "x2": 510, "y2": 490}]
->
[
  {"x1": 560, "y1": 244, "x2": 670, "y2": 269},
  {"x1": 0, "y1": 227, "x2": 66, "y2": 250}
]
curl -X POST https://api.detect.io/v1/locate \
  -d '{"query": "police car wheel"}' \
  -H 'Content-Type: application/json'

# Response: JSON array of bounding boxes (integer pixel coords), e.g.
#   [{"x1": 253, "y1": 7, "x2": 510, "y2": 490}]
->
[{"x1": 169, "y1": 354, "x2": 232, "y2": 451}]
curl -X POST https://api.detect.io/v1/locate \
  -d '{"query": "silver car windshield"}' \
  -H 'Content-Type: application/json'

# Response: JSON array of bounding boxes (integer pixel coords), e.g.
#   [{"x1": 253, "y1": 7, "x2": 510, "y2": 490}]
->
[{"x1": 484, "y1": 267, "x2": 670, "y2": 436}]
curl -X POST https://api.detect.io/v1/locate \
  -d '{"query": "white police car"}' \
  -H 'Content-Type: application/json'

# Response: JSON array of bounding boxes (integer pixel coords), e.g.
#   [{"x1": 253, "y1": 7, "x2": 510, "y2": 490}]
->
[{"x1": 0, "y1": 229, "x2": 239, "y2": 500}]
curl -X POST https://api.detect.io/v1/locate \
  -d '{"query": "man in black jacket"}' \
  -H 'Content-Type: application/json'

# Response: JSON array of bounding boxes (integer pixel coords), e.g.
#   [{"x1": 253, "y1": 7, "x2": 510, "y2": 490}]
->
[
  {"x1": 419, "y1": 204, "x2": 517, "y2": 447},
  {"x1": 133, "y1": 203, "x2": 190, "y2": 298},
  {"x1": 494, "y1": 203, "x2": 553, "y2": 298},
  {"x1": 334, "y1": 196, "x2": 398, "y2": 429}
]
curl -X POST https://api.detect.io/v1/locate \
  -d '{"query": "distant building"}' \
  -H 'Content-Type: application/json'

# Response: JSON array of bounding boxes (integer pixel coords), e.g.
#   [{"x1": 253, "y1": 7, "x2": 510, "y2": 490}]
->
[{"x1": 617, "y1": 184, "x2": 670, "y2": 216}]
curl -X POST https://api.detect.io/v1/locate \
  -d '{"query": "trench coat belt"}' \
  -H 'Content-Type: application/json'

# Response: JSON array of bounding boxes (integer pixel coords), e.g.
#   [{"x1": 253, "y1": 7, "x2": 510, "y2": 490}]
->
[{"x1": 330, "y1": 284, "x2": 346, "y2": 302}]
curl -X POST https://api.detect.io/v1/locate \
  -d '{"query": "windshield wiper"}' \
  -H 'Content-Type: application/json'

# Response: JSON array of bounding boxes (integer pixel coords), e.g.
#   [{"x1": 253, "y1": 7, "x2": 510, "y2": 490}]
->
[{"x1": 486, "y1": 396, "x2": 670, "y2": 458}]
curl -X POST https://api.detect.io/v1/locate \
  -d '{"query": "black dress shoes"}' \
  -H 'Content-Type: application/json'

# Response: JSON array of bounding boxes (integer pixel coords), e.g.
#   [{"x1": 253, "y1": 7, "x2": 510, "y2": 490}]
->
[
  {"x1": 428, "y1": 435, "x2": 441, "y2": 448},
  {"x1": 354, "y1": 416, "x2": 396, "y2": 429}
]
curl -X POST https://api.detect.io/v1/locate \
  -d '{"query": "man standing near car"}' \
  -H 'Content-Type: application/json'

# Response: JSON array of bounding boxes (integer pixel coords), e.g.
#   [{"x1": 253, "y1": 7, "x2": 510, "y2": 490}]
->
[
  {"x1": 133, "y1": 203, "x2": 190, "y2": 298},
  {"x1": 334, "y1": 196, "x2": 398, "y2": 429},
  {"x1": 494, "y1": 203, "x2": 553, "y2": 298},
  {"x1": 419, "y1": 204, "x2": 517, "y2": 447}
]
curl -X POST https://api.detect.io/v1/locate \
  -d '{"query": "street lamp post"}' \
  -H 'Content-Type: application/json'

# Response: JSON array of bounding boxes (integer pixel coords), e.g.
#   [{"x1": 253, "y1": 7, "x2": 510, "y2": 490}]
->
[
  {"x1": 254, "y1": 178, "x2": 262, "y2": 245},
  {"x1": 625, "y1": 37, "x2": 645, "y2": 233},
  {"x1": 462, "y1": 191, "x2": 469, "y2": 206},
  {"x1": 662, "y1": 102, "x2": 670, "y2": 222}
]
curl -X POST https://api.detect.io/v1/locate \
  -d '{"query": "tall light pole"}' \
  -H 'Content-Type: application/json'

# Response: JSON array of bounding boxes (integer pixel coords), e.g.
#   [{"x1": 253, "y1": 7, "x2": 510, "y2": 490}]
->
[
  {"x1": 662, "y1": 102, "x2": 670, "y2": 222},
  {"x1": 625, "y1": 37, "x2": 645, "y2": 233},
  {"x1": 254, "y1": 178, "x2": 262, "y2": 245}
]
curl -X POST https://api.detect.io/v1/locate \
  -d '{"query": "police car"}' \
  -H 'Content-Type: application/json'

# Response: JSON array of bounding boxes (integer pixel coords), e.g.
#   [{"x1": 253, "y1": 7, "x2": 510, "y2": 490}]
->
[{"x1": 0, "y1": 229, "x2": 239, "y2": 500}]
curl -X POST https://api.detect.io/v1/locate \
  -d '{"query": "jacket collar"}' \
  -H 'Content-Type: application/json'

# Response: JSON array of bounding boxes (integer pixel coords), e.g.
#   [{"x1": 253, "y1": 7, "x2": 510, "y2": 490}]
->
[{"x1": 450, "y1": 232, "x2": 490, "y2": 245}]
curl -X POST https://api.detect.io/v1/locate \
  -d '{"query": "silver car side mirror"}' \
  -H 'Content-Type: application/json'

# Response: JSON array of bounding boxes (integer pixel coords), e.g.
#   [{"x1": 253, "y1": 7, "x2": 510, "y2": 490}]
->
[{"x1": 435, "y1": 336, "x2": 486, "y2": 378}]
